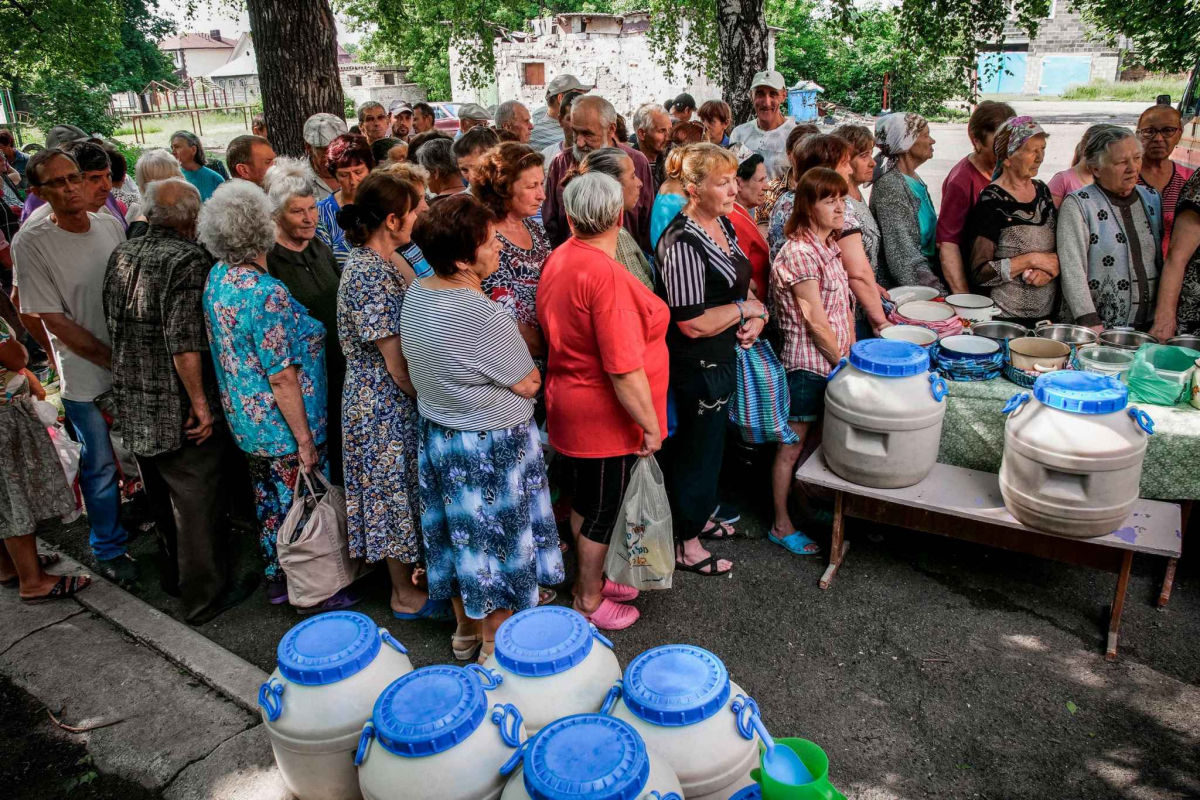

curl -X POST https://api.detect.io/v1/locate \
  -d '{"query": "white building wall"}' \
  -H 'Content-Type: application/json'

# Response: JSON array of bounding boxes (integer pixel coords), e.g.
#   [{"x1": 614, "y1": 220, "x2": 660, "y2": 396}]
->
[{"x1": 176, "y1": 49, "x2": 233, "y2": 79}]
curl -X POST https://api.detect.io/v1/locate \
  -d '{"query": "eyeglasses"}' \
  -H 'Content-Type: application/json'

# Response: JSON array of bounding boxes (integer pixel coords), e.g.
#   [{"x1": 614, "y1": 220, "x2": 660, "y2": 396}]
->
[
  {"x1": 34, "y1": 172, "x2": 83, "y2": 190},
  {"x1": 1137, "y1": 126, "x2": 1181, "y2": 140}
]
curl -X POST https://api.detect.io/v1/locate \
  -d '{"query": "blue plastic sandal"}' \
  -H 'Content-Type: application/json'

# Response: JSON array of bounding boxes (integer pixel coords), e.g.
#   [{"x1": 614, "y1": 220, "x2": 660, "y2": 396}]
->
[
  {"x1": 393, "y1": 598, "x2": 454, "y2": 621},
  {"x1": 768, "y1": 531, "x2": 822, "y2": 556}
]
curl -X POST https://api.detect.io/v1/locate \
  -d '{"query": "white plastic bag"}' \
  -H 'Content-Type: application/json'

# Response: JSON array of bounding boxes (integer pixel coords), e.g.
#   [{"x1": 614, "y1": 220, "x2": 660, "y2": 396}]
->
[
  {"x1": 603, "y1": 456, "x2": 674, "y2": 591},
  {"x1": 277, "y1": 470, "x2": 361, "y2": 608},
  {"x1": 46, "y1": 423, "x2": 83, "y2": 523}
]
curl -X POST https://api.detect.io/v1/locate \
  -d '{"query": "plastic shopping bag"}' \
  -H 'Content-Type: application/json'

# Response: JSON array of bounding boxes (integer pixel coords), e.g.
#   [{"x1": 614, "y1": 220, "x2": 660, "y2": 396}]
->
[
  {"x1": 729, "y1": 339, "x2": 800, "y2": 444},
  {"x1": 1126, "y1": 343, "x2": 1200, "y2": 406},
  {"x1": 46, "y1": 423, "x2": 83, "y2": 523},
  {"x1": 603, "y1": 456, "x2": 674, "y2": 591},
  {"x1": 277, "y1": 470, "x2": 361, "y2": 608}
]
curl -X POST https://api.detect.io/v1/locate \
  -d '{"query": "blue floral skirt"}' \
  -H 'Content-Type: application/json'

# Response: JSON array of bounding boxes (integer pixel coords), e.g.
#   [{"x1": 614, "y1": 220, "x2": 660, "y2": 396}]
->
[{"x1": 418, "y1": 418, "x2": 564, "y2": 619}]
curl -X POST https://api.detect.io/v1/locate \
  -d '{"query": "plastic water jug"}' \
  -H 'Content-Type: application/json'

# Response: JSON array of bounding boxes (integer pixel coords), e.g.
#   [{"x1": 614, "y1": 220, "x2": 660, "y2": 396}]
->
[
  {"x1": 355, "y1": 664, "x2": 527, "y2": 800},
  {"x1": 602, "y1": 645, "x2": 766, "y2": 800},
  {"x1": 823, "y1": 340, "x2": 948, "y2": 488},
  {"x1": 499, "y1": 713, "x2": 683, "y2": 800},
  {"x1": 1000, "y1": 371, "x2": 1154, "y2": 538},
  {"x1": 259, "y1": 611, "x2": 413, "y2": 800},
  {"x1": 480, "y1": 606, "x2": 621, "y2": 734}
]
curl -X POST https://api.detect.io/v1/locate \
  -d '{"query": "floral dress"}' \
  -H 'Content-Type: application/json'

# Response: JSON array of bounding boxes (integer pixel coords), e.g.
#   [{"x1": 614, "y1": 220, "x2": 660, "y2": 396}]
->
[
  {"x1": 337, "y1": 247, "x2": 421, "y2": 564},
  {"x1": 484, "y1": 219, "x2": 549, "y2": 329},
  {"x1": 315, "y1": 193, "x2": 350, "y2": 271}
]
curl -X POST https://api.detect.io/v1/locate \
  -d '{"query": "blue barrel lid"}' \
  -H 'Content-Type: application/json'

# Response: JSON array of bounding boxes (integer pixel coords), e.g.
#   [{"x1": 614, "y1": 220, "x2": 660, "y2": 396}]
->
[
  {"x1": 1033, "y1": 371, "x2": 1127, "y2": 415},
  {"x1": 495, "y1": 606, "x2": 595, "y2": 677},
  {"x1": 276, "y1": 611, "x2": 380, "y2": 686},
  {"x1": 622, "y1": 645, "x2": 730, "y2": 727},
  {"x1": 524, "y1": 714, "x2": 649, "y2": 800},
  {"x1": 729, "y1": 784, "x2": 763, "y2": 800},
  {"x1": 372, "y1": 666, "x2": 486, "y2": 757},
  {"x1": 850, "y1": 339, "x2": 929, "y2": 377}
]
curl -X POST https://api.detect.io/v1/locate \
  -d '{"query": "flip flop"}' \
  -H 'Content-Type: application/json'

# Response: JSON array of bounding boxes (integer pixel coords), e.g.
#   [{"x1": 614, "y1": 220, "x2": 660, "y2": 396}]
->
[
  {"x1": 1, "y1": 552, "x2": 63, "y2": 587},
  {"x1": 699, "y1": 519, "x2": 738, "y2": 540},
  {"x1": 674, "y1": 554, "x2": 733, "y2": 576},
  {"x1": 20, "y1": 574, "x2": 91, "y2": 604},
  {"x1": 452, "y1": 632, "x2": 482, "y2": 661},
  {"x1": 768, "y1": 531, "x2": 822, "y2": 556},
  {"x1": 393, "y1": 597, "x2": 454, "y2": 621},
  {"x1": 711, "y1": 505, "x2": 742, "y2": 525},
  {"x1": 601, "y1": 578, "x2": 639, "y2": 603},
  {"x1": 580, "y1": 597, "x2": 640, "y2": 631}
]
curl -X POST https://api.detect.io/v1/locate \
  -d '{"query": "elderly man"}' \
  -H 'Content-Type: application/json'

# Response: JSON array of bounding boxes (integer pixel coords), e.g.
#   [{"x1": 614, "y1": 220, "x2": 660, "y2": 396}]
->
[
  {"x1": 357, "y1": 101, "x2": 391, "y2": 144},
  {"x1": 456, "y1": 103, "x2": 491, "y2": 135},
  {"x1": 530, "y1": 73, "x2": 593, "y2": 151},
  {"x1": 412, "y1": 102, "x2": 436, "y2": 135},
  {"x1": 226, "y1": 134, "x2": 276, "y2": 186},
  {"x1": 1137, "y1": 103, "x2": 1195, "y2": 257},
  {"x1": 12, "y1": 148, "x2": 133, "y2": 584},
  {"x1": 630, "y1": 102, "x2": 671, "y2": 191},
  {"x1": 302, "y1": 113, "x2": 346, "y2": 202},
  {"x1": 495, "y1": 100, "x2": 533, "y2": 143},
  {"x1": 542, "y1": 95, "x2": 655, "y2": 250},
  {"x1": 390, "y1": 101, "x2": 414, "y2": 139},
  {"x1": 25, "y1": 140, "x2": 126, "y2": 230},
  {"x1": 104, "y1": 178, "x2": 250, "y2": 623},
  {"x1": 730, "y1": 70, "x2": 797, "y2": 180}
]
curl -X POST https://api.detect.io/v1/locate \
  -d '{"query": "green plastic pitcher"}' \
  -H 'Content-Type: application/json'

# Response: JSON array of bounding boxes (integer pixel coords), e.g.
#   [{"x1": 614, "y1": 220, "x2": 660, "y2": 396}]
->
[{"x1": 752, "y1": 738, "x2": 846, "y2": 800}]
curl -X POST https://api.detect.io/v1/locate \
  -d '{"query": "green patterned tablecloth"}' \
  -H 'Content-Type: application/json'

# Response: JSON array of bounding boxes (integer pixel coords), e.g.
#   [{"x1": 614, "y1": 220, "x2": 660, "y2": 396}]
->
[{"x1": 938, "y1": 377, "x2": 1200, "y2": 500}]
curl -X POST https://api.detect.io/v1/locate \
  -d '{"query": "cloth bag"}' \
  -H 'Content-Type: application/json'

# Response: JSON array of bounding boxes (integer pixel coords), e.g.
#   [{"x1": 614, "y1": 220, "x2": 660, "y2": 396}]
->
[
  {"x1": 1126, "y1": 344, "x2": 1200, "y2": 406},
  {"x1": 603, "y1": 456, "x2": 674, "y2": 591},
  {"x1": 276, "y1": 470, "x2": 360, "y2": 608},
  {"x1": 729, "y1": 339, "x2": 800, "y2": 444}
]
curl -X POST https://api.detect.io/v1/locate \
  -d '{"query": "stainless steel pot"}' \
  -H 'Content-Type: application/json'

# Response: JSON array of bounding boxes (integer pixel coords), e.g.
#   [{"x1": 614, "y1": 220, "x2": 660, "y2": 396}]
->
[
  {"x1": 1099, "y1": 329, "x2": 1156, "y2": 350},
  {"x1": 971, "y1": 321, "x2": 1028, "y2": 342},
  {"x1": 1166, "y1": 335, "x2": 1200, "y2": 350},
  {"x1": 1033, "y1": 322, "x2": 1099, "y2": 346}
]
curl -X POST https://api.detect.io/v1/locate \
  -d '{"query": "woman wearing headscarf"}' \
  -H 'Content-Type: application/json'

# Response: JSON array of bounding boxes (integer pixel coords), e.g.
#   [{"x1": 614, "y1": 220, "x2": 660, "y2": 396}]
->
[
  {"x1": 962, "y1": 117, "x2": 1059, "y2": 327},
  {"x1": 869, "y1": 113, "x2": 944, "y2": 290}
]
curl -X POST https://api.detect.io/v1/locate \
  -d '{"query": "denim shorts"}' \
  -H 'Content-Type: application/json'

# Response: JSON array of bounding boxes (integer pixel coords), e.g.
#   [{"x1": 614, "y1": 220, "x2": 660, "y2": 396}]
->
[{"x1": 787, "y1": 369, "x2": 828, "y2": 423}]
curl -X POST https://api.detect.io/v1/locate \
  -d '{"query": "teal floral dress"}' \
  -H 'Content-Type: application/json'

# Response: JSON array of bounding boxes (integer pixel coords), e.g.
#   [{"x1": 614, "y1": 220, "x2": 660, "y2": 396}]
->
[{"x1": 337, "y1": 247, "x2": 421, "y2": 564}]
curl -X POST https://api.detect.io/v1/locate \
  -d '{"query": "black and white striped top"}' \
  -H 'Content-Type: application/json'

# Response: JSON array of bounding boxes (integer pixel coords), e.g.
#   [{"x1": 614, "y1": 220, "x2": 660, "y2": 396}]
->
[{"x1": 400, "y1": 282, "x2": 535, "y2": 430}]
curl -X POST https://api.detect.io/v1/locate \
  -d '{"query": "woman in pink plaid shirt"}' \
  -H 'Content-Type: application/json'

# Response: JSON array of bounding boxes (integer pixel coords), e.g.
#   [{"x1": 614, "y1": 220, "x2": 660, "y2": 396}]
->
[{"x1": 768, "y1": 167, "x2": 855, "y2": 557}]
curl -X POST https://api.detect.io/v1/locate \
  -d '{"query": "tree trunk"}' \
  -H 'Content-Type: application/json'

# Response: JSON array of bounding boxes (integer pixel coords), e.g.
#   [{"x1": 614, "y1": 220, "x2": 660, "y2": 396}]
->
[
  {"x1": 246, "y1": 0, "x2": 344, "y2": 157},
  {"x1": 717, "y1": 0, "x2": 769, "y2": 125}
]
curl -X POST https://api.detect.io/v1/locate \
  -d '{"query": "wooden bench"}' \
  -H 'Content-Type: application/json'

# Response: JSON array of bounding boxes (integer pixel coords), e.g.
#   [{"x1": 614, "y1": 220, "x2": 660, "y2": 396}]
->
[{"x1": 796, "y1": 448, "x2": 1183, "y2": 661}]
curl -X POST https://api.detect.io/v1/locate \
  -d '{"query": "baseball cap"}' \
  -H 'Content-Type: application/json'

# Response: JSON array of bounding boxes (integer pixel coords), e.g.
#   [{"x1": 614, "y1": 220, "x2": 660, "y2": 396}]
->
[
  {"x1": 46, "y1": 124, "x2": 88, "y2": 149},
  {"x1": 749, "y1": 70, "x2": 786, "y2": 91},
  {"x1": 389, "y1": 100, "x2": 413, "y2": 116},
  {"x1": 457, "y1": 103, "x2": 491, "y2": 121},
  {"x1": 545, "y1": 74, "x2": 593, "y2": 98},
  {"x1": 303, "y1": 113, "x2": 348, "y2": 147}
]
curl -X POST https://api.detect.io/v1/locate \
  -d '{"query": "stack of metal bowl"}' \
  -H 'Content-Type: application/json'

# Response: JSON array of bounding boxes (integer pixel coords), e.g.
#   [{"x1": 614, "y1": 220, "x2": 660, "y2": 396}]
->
[
  {"x1": 1166, "y1": 334, "x2": 1200, "y2": 350},
  {"x1": 1099, "y1": 329, "x2": 1157, "y2": 351},
  {"x1": 1033, "y1": 322, "x2": 1099, "y2": 347}
]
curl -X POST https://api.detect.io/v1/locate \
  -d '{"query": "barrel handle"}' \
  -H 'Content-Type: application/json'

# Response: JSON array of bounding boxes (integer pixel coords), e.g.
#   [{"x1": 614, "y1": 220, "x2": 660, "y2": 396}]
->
[
  {"x1": 1035, "y1": 319, "x2": 1051, "y2": 328},
  {"x1": 257, "y1": 678, "x2": 284, "y2": 722},
  {"x1": 379, "y1": 628, "x2": 407, "y2": 654},
  {"x1": 1128, "y1": 406, "x2": 1155, "y2": 436},
  {"x1": 600, "y1": 680, "x2": 623, "y2": 715},
  {"x1": 590, "y1": 624, "x2": 614, "y2": 650},
  {"x1": 491, "y1": 703, "x2": 524, "y2": 748},
  {"x1": 1002, "y1": 392, "x2": 1030, "y2": 415},
  {"x1": 730, "y1": 694, "x2": 762, "y2": 741},
  {"x1": 649, "y1": 793, "x2": 684, "y2": 800},
  {"x1": 826, "y1": 357, "x2": 847, "y2": 383},
  {"x1": 466, "y1": 663, "x2": 503, "y2": 690},
  {"x1": 354, "y1": 722, "x2": 374, "y2": 766},
  {"x1": 499, "y1": 741, "x2": 528, "y2": 776},
  {"x1": 928, "y1": 372, "x2": 948, "y2": 402}
]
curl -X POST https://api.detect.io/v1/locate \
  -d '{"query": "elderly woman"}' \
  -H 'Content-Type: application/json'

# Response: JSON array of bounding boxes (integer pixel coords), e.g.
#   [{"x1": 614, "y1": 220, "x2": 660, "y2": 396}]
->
[
  {"x1": 1151, "y1": 170, "x2": 1200, "y2": 339},
  {"x1": 1137, "y1": 104, "x2": 1195, "y2": 257},
  {"x1": 699, "y1": 100, "x2": 732, "y2": 147},
  {"x1": 770, "y1": 168, "x2": 855, "y2": 556},
  {"x1": 730, "y1": 153, "x2": 769, "y2": 298},
  {"x1": 869, "y1": 113, "x2": 943, "y2": 290},
  {"x1": 469, "y1": 142, "x2": 549, "y2": 360},
  {"x1": 0, "y1": 318, "x2": 85, "y2": 601},
  {"x1": 1058, "y1": 125, "x2": 1163, "y2": 331},
  {"x1": 962, "y1": 117, "x2": 1059, "y2": 327},
  {"x1": 417, "y1": 137, "x2": 467, "y2": 199},
  {"x1": 170, "y1": 131, "x2": 225, "y2": 202},
  {"x1": 316, "y1": 133, "x2": 375, "y2": 270},
  {"x1": 538, "y1": 172, "x2": 669, "y2": 630},
  {"x1": 263, "y1": 157, "x2": 346, "y2": 483},
  {"x1": 402, "y1": 193, "x2": 564, "y2": 662},
  {"x1": 199, "y1": 181, "x2": 340, "y2": 610},
  {"x1": 832, "y1": 124, "x2": 883, "y2": 279},
  {"x1": 335, "y1": 167, "x2": 445, "y2": 621},
  {"x1": 571, "y1": 147, "x2": 653, "y2": 289},
  {"x1": 125, "y1": 148, "x2": 184, "y2": 235},
  {"x1": 656, "y1": 142, "x2": 767, "y2": 576}
]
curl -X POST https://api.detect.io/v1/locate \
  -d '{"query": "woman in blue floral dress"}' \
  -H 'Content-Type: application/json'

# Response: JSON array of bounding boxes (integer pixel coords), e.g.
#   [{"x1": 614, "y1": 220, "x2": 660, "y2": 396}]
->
[
  {"x1": 198, "y1": 181, "x2": 344, "y2": 611},
  {"x1": 335, "y1": 165, "x2": 449, "y2": 621},
  {"x1": 315, "y1": 133, "x2": 375, "y2": 271}
]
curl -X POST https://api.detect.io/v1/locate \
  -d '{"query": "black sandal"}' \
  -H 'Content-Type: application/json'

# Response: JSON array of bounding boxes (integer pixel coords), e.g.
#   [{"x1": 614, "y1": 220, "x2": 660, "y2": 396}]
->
[
  {"x1": 20, "y1": 574, "x2": 91, "y2": 604},
  {"x1": 674, "y1": 555, "x2": 733, "y2": 576},
  {"x1": 698, "y1": 519, "x2": 738, "y2": 540},
  {"x1": 1, "y1": 552, "x2": 62, "y2": 587}
]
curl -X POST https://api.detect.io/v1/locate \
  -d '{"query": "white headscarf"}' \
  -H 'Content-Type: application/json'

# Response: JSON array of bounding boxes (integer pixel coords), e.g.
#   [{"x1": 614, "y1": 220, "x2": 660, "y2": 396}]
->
[{"x1": 874, "y1": 112, "x2": 927, "y2": 174}]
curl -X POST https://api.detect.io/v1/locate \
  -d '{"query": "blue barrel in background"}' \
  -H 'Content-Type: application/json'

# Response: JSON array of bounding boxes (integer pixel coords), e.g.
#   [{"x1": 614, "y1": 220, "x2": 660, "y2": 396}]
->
[{"x1": 787, "y1": 81, "x2": 822, "y2": 123}]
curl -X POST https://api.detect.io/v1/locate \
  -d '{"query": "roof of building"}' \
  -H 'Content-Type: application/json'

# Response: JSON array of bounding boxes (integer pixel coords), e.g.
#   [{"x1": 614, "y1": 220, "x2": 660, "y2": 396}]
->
[
  {"x1": 207, "y1": 53, "x2": 258, "y2": 78},
  {"x1": 160, "y1": 32, "x2": 239, "y2": 51}
]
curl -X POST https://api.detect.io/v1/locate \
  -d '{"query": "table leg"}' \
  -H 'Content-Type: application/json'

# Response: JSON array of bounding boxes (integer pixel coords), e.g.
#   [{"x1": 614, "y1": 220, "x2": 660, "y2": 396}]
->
[
  {"x1": 1106, "y1": 550, "x2": 1134, "y2": 662},
  {"x1": 820, "y1": 491, "x2": 848, "y2": 590},
  {"x1": 1158, "y1": 500, "x2": 1189, "y2": 608}
]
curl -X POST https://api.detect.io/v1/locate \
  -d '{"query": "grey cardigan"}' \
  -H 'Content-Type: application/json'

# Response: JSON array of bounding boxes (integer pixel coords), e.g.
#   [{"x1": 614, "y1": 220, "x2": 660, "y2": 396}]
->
[{"x1": 869, "y1": 168, "x2": 943, "y2": 289}]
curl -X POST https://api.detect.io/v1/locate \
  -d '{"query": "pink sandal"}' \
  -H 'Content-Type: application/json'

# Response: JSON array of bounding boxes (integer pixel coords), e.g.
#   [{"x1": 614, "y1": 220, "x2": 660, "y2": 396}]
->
[
  {"x1": 601, "y1": 578, "x2": 639, "y2": 603},
  {"x1": 580, "y1": 598, "x2": 640, "y2": 631}
]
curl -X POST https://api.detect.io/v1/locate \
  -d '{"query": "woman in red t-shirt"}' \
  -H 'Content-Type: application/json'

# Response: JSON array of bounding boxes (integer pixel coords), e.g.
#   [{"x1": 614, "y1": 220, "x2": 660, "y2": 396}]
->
[
  {"x1": 537, "y1": 171, "x2": 670, "y2": 632},
  {"x1": 728, "y1": 153, "x2": 769, "y2": 298}
]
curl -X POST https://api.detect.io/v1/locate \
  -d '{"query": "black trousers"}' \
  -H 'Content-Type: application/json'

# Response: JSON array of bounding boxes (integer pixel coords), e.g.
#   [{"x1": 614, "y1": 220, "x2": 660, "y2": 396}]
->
[
  {"x1": 661, "y1": 358, "x2": 736, "y2": 543},
  {"x1": 137, "y1": 428, "x2": 233, "y2": 623}
]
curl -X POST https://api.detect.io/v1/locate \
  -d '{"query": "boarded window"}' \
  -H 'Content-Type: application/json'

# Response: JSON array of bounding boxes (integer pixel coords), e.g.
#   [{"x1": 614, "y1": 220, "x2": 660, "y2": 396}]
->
[
  {"x1": 349, "y1": 75, "x2": 363, "y2": 87},
  {"x1": 523, "y1": 63, "x2": 545, "y2": 87},
  {"x1": 383, "y1": 73, "x2": 396, "y2": 85}
]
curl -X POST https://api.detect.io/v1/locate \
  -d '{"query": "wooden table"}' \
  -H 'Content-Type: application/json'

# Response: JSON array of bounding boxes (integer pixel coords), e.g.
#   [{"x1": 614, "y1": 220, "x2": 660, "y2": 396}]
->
[{"x1": 797, "y1": 449, "x2": 1183, "y2": 661}]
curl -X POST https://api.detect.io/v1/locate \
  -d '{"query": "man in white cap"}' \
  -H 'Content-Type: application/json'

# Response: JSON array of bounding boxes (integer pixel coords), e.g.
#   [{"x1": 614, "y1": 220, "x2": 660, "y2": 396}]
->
[
  {"x1": 302, "y1": 112, "x2": 347, "y2": 202},
  {"x1": 529, "y1": 73, "x2": 592, "y2": 151},
  {"x1": 389, "y1": 101, "x2": 414, "y2": 139},
  {"x1": 456, "y1": 103, "x2": 491, "y2": 136},
  {"x1": 729, "y1": 70, "x2": 796, "y2": 181}
]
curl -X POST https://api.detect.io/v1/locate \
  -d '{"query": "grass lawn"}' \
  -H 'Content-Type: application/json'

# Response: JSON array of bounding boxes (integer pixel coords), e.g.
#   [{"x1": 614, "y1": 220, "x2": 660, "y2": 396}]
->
[
  {"x1": 1061, "y1": 77, "x2": 1187, "y2": 102},
  {"x1": 112, "y1": 110, "x2": 254, "y2": 153}
]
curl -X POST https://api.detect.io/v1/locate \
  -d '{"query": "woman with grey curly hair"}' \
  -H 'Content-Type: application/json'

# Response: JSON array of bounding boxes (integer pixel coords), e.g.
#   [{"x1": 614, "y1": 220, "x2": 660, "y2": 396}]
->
[{"x1": 199, "y1": 180, "x2": 346, "y2": 611}]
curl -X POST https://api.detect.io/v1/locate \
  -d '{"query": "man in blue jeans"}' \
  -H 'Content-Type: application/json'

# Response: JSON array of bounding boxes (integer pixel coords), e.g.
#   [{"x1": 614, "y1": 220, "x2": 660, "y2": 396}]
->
[{"x1": 11, "y1": 146, "x2": 135, "y2": 584}]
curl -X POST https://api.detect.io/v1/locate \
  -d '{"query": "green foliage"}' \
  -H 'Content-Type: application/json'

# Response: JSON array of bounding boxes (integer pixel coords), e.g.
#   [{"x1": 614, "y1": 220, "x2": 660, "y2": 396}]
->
[
  {"x1": 26, "y1": 73, "x2": 117, "y2": 137},
  {"x1": 1074, "y1": 0, "x2": 1200, "y2": 74},
  {"x1": 0, "y1": 0, "x2": 123, "y2": 81},
  {"x1": 641, "y1": 0, "x2": 718, "y2": 84},
  {"x1": 1060, "y1": 77, "x2": 1188, "y2": 102},
  {"x1": 84, "y1": 1, "x2": 179, "y2": 93}
]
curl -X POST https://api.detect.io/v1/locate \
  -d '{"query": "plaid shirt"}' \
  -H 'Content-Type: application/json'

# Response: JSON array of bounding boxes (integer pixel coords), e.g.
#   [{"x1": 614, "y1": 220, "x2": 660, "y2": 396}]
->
[
  {"x1": 770, "y1": 228, "x2": 854, "y2": 375},
  {"x1": 103, "y1": 225, "x2": 222, "y2": 456}
]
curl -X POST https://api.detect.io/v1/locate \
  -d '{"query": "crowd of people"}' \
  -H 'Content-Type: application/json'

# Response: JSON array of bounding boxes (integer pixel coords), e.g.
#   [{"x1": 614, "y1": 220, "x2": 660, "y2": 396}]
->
[{"x1": 1, "y1": 69, "x2": 1197, "y2": 659}]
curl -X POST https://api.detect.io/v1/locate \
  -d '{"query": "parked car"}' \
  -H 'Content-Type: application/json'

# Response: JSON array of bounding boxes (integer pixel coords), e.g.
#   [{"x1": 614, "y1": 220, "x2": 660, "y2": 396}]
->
[{"x1": 432, "y1": 102, "x2": 461, "y2": 134}]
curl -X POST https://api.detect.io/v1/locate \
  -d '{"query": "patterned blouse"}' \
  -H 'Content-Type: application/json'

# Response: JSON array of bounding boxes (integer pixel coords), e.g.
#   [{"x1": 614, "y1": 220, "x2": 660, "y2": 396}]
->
[
  {"x1": 203, "y1": 262, "x2": 328, "y2": 458},
  {"x1": 1140, "y1": 161, "x2": 1196, "y2": 258},
  {"x1": 770, "y1": 228, "x2": 854, "y2": 376},
  {"x1": 1174, "y1": 169, "x2": 1200, "y2": 334},
  {"x1": 483, "y1": 218, "x2": 550, "y2": 329},
  {"x1": 315, "y1": 193, "x2": 350, "y2": 271}
]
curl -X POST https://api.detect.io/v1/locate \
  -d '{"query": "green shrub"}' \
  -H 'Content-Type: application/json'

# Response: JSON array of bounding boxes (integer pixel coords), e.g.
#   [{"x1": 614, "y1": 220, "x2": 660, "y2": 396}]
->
[{"x1": 26, "y1": 73, "x2": 117, "y2": 138}]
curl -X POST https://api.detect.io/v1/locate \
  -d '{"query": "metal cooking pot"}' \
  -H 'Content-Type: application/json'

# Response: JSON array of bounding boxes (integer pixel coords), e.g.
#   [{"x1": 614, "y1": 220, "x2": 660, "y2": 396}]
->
[
  {"x1": 971, "y1": 321, "x2": 1028, "y2": 342},
  {"x1": 1099, "y1": 329, "x2": 1157, "y2": 351},
  {"x1": 1166, "y1": 335, "x2": 1200, "y2": 350},
  {"x1": 1033, "y1": 321, "x2": 1099, "y2": 346},
  {"x1": 1007, "y1": 337, "x2": 1071, "y2": 372}
]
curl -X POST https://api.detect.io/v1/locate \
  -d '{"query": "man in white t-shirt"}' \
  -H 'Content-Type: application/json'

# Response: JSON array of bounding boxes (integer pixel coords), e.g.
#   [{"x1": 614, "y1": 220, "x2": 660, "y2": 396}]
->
[
  {"x1": 11, "y1": 147, "x2": 134, "y2": 585},
  {"x1": 729, "y1": 70, "x2": 797, "y2": 181}
]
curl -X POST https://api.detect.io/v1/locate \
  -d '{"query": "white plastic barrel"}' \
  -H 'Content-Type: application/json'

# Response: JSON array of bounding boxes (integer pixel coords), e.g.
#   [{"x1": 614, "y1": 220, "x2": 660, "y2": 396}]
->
[
  {"x1": 1000, "y1": 371, "x2": 1154, "y2": 538},
  {"x1": 356, "y1": 664, "x2": 527, "y2": 800},
  {"x1": 258, "y1": 611, "x2": 413, "y2": 800},
  {"x1": 480, "y1": 606, "x2": 621, "y2": 734},
  {"x1": 603, "y1": 645, "x2": 764, "y2": 800},
  {"x1": 499, "y1": 713, "x2": 683, "y2": 800},
  {"x1": 823, "y1": 340, "x2": 948, "y2": 488}
]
